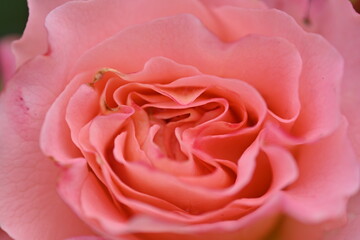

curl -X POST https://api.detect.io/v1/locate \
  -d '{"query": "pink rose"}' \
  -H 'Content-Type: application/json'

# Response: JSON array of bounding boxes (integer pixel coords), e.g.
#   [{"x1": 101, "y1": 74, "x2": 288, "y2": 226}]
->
[{"x1": 0, "y1": 0, "x2": 359, "y2": 239}]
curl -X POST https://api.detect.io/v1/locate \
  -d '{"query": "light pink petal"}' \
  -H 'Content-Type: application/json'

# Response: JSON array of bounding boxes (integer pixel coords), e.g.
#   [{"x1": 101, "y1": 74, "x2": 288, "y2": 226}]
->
[
  {"x1": 0, "y1": 36, "x2": 17, "y2": 84},
  {"x1": 12, "y1": 0, "x2": 73, "y2": 67},
  {"x1": 283, "y1": 119, "x2": 359, "y2": 224}
]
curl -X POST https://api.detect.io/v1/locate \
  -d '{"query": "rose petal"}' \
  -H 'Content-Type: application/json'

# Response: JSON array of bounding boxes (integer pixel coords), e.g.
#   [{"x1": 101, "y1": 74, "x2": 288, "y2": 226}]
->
[
  {"x1": 213, "y1": 6, "x2": 344, "y2": 141},
  {"x1": 283, "y1": 119, "x2": 359, "y2": 223},
  {"x1": 0, "y1": 97, "x2": 94, "y2": 240},
  {"x1": 324, "y1": 191, "x2": 360, "y2": 239},
  {"x1": 43, "y1": 0, "x2": 222, "y2": 74},
  {"x1": 41, "y1": 72, "x2": 93, "y2": 163},
  {"x1": 73, "y1": 13, "x2": 302, "y2": 124},
  {"x1": 12, "y1": 0, "x2": 72, "y2": 67},
  {"x1": 263, "y1": 0, "x2": 360, "y2": 161},
  {"x1": 307, "y1": 0, "x2": 360, "y2": 159}
]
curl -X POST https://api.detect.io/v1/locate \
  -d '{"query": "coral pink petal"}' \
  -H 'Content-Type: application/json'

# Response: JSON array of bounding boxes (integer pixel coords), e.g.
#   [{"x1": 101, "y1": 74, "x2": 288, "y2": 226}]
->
[
  {"x1": 0, "y1": 90, "x2": 91, "y2": 240},
  {"x1": 12, "y1": 0, "x2": 72, "y2": 67},
  {"x1": 283, "y1": 119, "x2": 359, "y2": 223}
]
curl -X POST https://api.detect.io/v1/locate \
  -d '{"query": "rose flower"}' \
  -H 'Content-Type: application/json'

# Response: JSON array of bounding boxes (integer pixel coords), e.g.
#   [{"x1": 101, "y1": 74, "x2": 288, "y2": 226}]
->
[{"x1": 0, "y1": 0, "x2": 359, "y2": 239}]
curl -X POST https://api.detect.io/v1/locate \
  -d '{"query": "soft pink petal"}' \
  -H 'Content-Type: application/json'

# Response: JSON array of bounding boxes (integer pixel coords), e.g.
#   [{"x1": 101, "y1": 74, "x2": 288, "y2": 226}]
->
[{"x1": 283, "y1": 119, "x2": 359, "y2": 224}]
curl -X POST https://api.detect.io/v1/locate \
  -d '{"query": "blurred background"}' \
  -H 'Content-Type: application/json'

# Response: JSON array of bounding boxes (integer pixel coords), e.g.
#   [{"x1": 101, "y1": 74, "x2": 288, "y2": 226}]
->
[{"x1": 0, "y1": 0, "x2": 28, "y2": 37}]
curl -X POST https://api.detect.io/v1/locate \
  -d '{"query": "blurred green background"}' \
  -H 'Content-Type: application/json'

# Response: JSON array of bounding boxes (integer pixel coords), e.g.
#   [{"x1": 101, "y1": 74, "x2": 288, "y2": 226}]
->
[{"x1": 0, "y1": 0, "x2": 28, "y2": 37}]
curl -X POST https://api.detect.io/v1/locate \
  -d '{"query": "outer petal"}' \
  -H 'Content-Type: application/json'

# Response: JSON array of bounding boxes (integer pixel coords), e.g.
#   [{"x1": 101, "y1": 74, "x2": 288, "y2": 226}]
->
[
  {"x1": 43, "y1": 0, "x2": 223, "y2": 78},
  {"x1": 12, "y1": 0, "x2": 74, "y2": 67},
  {"x1": 211, "y1": 6, "x2": 344, "y2": 142},
  {"x1": 283, "y1": 119, "x2": 359, "y2": 224},
  {"x1": 306, "y1": 0, "x2": 360, "y2": 160},
  {"x1": 0, "y1": 62, "x2": 94, "y2": 240},
  {"x1": 263, "y1": 0, "x2": 360, "y2": 159}
]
